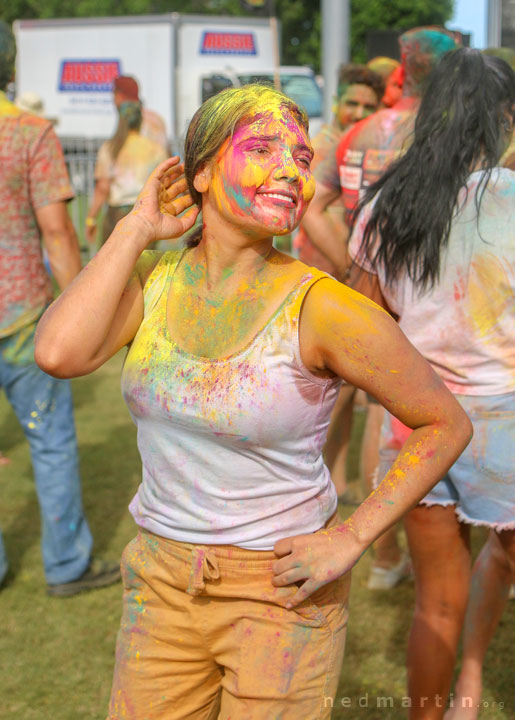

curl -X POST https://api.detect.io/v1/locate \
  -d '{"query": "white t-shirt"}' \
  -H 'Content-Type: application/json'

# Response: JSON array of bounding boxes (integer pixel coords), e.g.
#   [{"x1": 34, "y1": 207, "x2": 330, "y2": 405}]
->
[{"x1": 349, "y1": 168, "x2": 515, "y2": 396}]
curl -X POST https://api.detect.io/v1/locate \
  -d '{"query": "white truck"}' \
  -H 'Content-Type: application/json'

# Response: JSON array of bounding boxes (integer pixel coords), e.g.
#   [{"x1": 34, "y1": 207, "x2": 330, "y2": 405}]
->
[{"x1": 14, "y1": 13, "x2": 323, "y2": 147}]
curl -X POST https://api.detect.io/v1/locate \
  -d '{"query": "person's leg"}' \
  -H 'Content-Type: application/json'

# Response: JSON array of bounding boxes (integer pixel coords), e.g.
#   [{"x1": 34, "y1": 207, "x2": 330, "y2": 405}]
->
[
  {"x1": 217, "y1": 576, "x2": 351, "y2": 720},
  {"x1": 209, "y1": 548, "x2": 351, "y2": 719},
  {"x1": 108, "y1": 533, "x2": 225, "y2": 720},
  {"x1": 441, "y1": 392, "x2": 515, "y2": 716},
  {"x1": 404, "y1": 505, "x2": 471, "y2": 720},
  {"x1": 445, "y1": 529, "x2": 515, "y2": 720},
  {"x1": 323, "y1": 384, "x2": 357, "y2": 498},
  {"x1": 1, "y1": 330, "x2": 92, "y2": 584},
  {"x1": 109, "y1": 513, "x2": 350, "y2": 720},
  {"x1": 360, "y1": 402, "x2": 383, "y2": 497}
]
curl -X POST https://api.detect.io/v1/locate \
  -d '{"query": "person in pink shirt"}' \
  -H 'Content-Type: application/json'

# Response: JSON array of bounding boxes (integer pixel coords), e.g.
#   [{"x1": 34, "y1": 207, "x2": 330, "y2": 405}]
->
[
  {"x1": 302, "y1": 27, "x2": 458, "y2": 591},
  {"x1": 349, "y1": 48, "x2": 515, "y2": 719}
]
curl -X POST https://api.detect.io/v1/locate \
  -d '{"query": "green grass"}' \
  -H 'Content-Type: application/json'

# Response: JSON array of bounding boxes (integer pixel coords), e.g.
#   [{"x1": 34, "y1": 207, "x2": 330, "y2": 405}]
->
[{"x1": 0, "y1": 353, "x2": 513, "y2": 719}]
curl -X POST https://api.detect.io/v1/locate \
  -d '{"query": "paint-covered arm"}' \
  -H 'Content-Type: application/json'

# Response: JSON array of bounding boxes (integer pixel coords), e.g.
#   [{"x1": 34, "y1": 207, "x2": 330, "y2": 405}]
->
[
  {"x1": 301, "y1": 180, "x2": 350, "y2": 279},
  {"x1": 272, "y1": 278, "x2": 472, "y2": 607},
  {"x1": 35, "y1": 157, "x2": 199, "y2": 378}
]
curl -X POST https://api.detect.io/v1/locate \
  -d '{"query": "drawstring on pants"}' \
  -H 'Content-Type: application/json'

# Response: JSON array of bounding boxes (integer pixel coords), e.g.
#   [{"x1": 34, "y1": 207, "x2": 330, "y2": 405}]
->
[{"x1": 186, "y1": 546, "x2": 220, "y2": 596}]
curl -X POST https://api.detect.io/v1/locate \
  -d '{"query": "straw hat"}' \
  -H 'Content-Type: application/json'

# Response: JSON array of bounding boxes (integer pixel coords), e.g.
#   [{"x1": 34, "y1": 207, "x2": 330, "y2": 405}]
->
[{"x1": 15, "y1": 91, "x2": 58, "y2": 124}]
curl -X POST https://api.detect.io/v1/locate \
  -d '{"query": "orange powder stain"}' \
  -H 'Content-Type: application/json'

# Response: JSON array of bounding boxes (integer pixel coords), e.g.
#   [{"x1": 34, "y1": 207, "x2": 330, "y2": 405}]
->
[
  {"x1": 392, "y1": 468, "x2": 407, "y2": 480},
  {"x1": 239, "y1": 161, "x2": 267, "y2": 192}
]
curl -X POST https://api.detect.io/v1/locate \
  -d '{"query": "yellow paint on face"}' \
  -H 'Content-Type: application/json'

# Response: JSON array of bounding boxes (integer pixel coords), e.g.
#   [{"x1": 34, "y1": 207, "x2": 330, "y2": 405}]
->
[{"x1": 207, "y1": 107, "x2": 315, "y2": 236}]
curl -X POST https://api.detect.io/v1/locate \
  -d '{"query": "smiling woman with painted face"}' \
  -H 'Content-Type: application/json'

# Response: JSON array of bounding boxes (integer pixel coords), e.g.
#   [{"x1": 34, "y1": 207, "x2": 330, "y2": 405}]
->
[{"x1": 34, "y1": 85, "x2": 471, "y2": 720}]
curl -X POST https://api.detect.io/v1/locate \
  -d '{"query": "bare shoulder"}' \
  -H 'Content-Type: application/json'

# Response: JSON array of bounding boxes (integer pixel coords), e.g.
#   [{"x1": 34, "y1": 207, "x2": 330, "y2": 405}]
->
[
  {"x1": 304, "y1": 275, "x2": 390, "y2": 327},
  {"x1": 300, "y1": 276, "x2": 398, "y2": 377},
  {"x1": 268, "y1": 249, "x2": 313, "y2": 282}
]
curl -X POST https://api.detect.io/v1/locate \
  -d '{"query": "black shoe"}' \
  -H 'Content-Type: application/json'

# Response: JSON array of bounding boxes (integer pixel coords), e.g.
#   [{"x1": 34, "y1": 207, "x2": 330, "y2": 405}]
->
[{"x1": 47, "y1": 557, "x2": 121, "y2": 597}]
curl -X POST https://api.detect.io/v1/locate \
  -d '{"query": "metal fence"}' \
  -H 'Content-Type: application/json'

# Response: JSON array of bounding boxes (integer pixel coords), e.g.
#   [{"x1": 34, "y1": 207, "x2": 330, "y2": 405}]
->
[
  {"x1": 61, "y1": 136, "x2": 104, "y2": 238},
  {"x1": 60, "y1": 136, "x2": 106, "y2": 260},
  {"x1": 60, "y1": 135, "x2": 189, "y2": 257}
]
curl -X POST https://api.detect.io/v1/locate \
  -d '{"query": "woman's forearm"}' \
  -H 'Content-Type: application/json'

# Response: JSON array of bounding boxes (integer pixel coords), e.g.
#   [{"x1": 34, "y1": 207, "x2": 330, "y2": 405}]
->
[
  {"x1": 342, "y1": 415, "x2": 472, "y2": 549},
  {"x1": 35, "y1": 216, "x2": 151, "y2": 377},
  {"x1": 272, "y1": 410, "x2": 472, "y2": 608}
]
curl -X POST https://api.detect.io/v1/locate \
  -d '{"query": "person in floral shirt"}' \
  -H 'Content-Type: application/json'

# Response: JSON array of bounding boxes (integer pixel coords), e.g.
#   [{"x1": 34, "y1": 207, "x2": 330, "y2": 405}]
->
[{"x1": 0, "y1": 20, "x2": 119, "y2": 596}]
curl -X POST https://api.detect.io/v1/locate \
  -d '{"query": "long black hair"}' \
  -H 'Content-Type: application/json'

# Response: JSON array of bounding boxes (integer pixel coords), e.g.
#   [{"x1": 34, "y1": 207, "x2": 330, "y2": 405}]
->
[{"x1": 353, "y1": 48, "x2": 515, "y2": 290}]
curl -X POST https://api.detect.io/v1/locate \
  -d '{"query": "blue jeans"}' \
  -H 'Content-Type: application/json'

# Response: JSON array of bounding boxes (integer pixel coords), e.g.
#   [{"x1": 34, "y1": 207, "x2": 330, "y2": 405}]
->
[{"x1": 0, "y1": 323, "x2": 92, "y2": 585}]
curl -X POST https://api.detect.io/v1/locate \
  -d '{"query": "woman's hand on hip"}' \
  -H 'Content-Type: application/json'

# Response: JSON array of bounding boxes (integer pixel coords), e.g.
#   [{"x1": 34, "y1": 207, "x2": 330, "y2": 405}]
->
[
  {"x1": 272, "y1": 523, "x2": 363, "y2": 608},
  {"x1": 124, "y1": 156, "x2": 200, "y2": 245}
]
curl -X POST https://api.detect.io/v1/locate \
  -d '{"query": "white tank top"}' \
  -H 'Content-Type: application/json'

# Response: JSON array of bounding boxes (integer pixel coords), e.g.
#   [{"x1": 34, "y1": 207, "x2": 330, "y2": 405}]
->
[{"x1": 121, "y1": 250, "x2": 340, "y2": 550}]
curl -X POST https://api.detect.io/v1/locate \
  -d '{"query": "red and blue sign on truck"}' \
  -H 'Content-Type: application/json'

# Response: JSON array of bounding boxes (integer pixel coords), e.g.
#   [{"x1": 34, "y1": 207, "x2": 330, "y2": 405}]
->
[
  {"x1": 200, "y1": 32, "x2": 257, "y2": 55},
  {"x1": 58, "y1": 60, "x2": 121, "y2": 92}
]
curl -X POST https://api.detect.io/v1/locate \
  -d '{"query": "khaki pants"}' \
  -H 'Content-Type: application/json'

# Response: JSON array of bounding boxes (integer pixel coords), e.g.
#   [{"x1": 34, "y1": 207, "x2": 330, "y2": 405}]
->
[{"x1": 108, "y1": 515, "x2": 350, "y2": 720}]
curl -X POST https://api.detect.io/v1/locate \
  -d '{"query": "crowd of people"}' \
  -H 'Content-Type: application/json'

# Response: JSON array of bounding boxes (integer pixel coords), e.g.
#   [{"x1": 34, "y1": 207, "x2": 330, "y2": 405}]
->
[{"x1": 1, "y1": 15, "x2": 514, "y2": 720}]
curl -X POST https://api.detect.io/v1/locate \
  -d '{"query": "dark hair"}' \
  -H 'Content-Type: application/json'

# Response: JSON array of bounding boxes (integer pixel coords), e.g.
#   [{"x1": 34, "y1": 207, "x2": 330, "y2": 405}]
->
[
  {"x1": 183, "y1": 83, "x2": 309, "y2": 247},
  {"x1": 353, "y1": 48, "x2": 515, "y2": 290},
  {"x1": 338, "y1": 64, "x2": 384, "y2": 102},
  {"x1": 398, "y1": 26, "x2": 457, "y2": 97},
  {"x1": 0, "y1": 20, "x2": 16, "y2": 91},
  {"x1": 108, "y1": 101, "x2": 142, "y2": 161}
]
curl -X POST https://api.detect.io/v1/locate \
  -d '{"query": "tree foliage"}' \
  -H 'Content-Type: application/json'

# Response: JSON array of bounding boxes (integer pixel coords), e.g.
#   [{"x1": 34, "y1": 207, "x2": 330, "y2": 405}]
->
[
  {"x1": 351, "y1": 0, "x2": 455, "y2": 63},
  {"x1": 276, "y1": 0, "x2": 321, "y2": 69},
  {"x1": 1, "y1": 0, "x2": 455, "y2": 71}
]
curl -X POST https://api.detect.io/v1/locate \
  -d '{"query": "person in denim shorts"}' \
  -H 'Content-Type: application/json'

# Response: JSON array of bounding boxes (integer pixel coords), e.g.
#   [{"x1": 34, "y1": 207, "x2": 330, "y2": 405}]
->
[{"x1": 348, "y1": 48, "x2": 515, "y2": 720}]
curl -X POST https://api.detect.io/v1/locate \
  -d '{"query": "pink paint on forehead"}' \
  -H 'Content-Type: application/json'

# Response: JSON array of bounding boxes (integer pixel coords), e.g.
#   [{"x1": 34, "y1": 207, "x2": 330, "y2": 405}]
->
[{"x1": 209, "y1": 109, "x2": 315, "y2": 233}]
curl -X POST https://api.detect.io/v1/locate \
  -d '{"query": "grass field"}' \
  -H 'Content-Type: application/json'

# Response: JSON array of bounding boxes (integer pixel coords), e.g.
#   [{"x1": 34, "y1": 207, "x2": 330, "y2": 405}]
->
[{"x1": 0, "y1": 352, "x2": 513, "y2": 719}]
